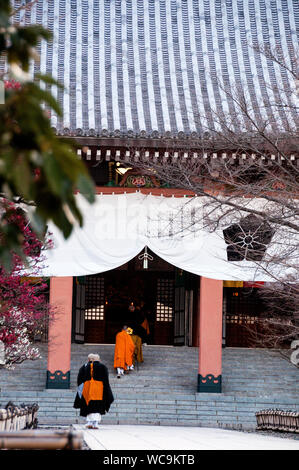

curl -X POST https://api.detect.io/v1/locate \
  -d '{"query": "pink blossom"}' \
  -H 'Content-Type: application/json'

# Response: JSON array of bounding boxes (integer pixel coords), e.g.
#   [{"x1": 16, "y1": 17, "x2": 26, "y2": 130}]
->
[{"x1": 0, "y1": 200, "x2": 53, "y2": 368}]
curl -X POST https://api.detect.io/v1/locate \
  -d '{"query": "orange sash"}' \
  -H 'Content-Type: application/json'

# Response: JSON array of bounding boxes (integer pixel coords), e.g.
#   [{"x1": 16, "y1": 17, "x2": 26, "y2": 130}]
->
[{"x1": 82, "y1": 363, "x2": 103, "y2": 406}]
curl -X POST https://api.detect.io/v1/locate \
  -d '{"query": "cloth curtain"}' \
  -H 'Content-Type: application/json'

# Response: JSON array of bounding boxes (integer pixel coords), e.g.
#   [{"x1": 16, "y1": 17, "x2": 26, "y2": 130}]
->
[{"x1": 37, "y1": 192, "x2": 296, "y2": 281}]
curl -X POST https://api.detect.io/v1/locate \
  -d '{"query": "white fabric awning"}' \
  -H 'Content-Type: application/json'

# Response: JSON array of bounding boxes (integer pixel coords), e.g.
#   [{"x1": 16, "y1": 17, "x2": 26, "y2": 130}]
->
[{"x1": 38, "y1": 192, "x2": 297, "y2": 281}]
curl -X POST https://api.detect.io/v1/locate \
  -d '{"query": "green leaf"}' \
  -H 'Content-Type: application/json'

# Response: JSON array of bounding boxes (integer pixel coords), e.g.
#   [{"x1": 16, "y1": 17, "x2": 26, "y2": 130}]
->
[
  {"x1": 42, "y1": 153, "x2": 70, "y2": 197},
  {"x1": 13, "y1": 156, "x2": 32, "y2": 198},
  {"x1": 76, "y1": 173, "x2": 95, "y2": 203},
  {"x1": 29, "y1": 212, "x2": 47, "y2": 238}
]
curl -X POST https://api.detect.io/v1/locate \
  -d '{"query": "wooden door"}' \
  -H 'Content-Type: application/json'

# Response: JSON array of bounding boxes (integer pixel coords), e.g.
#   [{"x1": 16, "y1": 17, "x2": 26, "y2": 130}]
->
[
  {"x1": 185, "y1": 289, "x2": 194, "y2": 346},
  {"x1": 173, "y1": 270, "x2": 197, "y2": 346},
  {"x1": 154, "y1": 277, "x2": 174, "y2": 345},
  {"x1": 174, "y1": 285, "x2": 185, "y2": 345},
  {"x1": 225, "y1": 288, "x2": 261, "y2": 347},
  {"x1": 73, "y1": 278, "x2": 85, "y2": 343},
  {"x1": 84, "y1": 275, "x2": 105, "y2": 343}
]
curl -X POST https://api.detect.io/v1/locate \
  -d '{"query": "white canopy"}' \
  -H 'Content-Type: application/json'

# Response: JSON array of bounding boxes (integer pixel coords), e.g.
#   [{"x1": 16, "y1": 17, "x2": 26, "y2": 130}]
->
[{"x1": 38, "y1": 192, "x2": 297, "y2": 281}]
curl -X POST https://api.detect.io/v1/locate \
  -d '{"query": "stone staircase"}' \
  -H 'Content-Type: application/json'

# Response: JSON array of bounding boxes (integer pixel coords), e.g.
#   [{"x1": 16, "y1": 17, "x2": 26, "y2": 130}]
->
[{"x1": 0, "y1": 343, "x2": 298, "y2": 430}]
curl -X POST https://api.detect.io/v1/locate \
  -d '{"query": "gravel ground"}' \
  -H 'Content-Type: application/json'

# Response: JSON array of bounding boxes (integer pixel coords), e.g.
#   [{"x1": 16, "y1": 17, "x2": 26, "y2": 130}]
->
[{"x1": 243, "y1": 429, "x2": 299, "y2": 441}]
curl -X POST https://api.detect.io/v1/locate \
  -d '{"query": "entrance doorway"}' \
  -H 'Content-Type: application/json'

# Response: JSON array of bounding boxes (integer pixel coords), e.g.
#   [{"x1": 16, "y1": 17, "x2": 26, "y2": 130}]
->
[
  {"x1": 223, "y1": 287, "x2": 266, "y2": 347},
  {"x1": 72, "y1": 249, "x2": 198, "y2": 346}
]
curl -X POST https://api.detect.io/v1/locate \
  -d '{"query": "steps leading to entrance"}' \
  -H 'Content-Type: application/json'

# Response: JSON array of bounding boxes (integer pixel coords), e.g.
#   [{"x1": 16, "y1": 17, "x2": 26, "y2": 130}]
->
[
  {"x1": 1, "y1": 389, "x2": 298, "y2": 430},
  {"x1": 0, "y1": 344, "x2": 298, "y2": 430}
]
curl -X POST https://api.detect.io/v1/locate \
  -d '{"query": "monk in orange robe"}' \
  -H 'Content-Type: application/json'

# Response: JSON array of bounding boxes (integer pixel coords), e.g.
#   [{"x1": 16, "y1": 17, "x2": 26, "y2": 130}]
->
[{"x1": 114, "y1": 326, "x2": 135, "y2": 378}]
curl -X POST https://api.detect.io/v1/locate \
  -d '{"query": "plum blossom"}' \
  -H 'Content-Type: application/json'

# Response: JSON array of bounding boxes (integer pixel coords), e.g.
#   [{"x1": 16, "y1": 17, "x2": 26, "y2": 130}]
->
[{"x1": 0, "y1": 200, "x2": 53, "y2": 369}]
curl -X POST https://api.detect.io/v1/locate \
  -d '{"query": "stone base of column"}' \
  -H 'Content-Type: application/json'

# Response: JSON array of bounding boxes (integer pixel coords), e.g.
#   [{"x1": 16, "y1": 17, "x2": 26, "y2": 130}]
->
[
  {"x1": 197, "y1": 374, "x2": 222, "y2": 393},
  {"x1": 46, "y1": 370, "x2": 70, "y2": 389}
]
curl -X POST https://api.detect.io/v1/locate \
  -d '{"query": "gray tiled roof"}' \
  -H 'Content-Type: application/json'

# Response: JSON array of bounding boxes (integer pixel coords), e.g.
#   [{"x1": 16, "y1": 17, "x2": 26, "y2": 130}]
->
[{"x1": 7, "y1": 0, "x2": 299, "y2": 138}]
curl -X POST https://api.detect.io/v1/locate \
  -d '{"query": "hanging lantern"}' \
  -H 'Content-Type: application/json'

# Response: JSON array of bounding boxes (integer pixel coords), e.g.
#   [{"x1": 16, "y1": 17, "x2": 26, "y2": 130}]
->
[{"x1": 138, "y1": 246, "x2": 153, "y2": 269}]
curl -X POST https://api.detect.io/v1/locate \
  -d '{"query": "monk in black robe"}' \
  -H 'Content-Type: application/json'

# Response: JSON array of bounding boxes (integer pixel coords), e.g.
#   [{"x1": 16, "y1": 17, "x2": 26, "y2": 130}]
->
[{"x1": 73, "y1": 353, "x2": 114, "y2": 428}]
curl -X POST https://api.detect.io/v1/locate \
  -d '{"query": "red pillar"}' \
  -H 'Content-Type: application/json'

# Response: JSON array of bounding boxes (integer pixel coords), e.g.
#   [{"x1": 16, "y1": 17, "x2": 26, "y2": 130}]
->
[
  {"x1": 198, "y1": 277, "x2": 223, "y2": 393},
  {"x1": 46, "y1": 277, "x2": 73, "y2": 389}
]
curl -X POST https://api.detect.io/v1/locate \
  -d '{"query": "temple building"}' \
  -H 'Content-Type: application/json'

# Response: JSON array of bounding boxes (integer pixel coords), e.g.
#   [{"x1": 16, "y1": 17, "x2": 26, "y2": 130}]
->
[{"x1": 10, "y1": 0, "x2": 299, "y2": 392}]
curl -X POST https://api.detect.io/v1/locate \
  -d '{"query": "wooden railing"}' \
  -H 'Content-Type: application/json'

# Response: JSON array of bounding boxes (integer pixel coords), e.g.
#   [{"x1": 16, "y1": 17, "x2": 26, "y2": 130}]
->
[
  {"x1": 256, "y1": 409, "x2": 299, "y2": 433},
  {"x1": 0, "y1": 429, "x2": 83, "y2": 450},
  {"x1": 0, "y1": 402, "x2": 39, "y2": 431}
]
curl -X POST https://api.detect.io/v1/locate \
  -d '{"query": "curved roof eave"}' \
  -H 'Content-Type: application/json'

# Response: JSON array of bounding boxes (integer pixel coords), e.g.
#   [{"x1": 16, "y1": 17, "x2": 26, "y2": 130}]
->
[{"x1": 5, "y1": 0, "x2": 299, "y2": 139}]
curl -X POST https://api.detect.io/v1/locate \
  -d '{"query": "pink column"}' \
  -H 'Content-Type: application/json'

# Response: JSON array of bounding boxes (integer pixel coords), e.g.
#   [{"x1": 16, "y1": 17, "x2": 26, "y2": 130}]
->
[
  {"x1": 46, "y1": 277, "x2": 73, "y2": 389},
  {"x1": 198, "y1": 277, "x2": 223, "y2": 393}
]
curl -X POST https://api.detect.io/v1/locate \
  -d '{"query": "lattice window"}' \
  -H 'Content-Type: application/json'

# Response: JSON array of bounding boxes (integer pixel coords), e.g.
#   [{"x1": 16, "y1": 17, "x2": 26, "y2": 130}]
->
[
  {"x1": 85, "y1": 276, "x2": 105, "y2": 321},
  {"x1": 156, "y1": 278, "x2": 174, "y2": 322}
]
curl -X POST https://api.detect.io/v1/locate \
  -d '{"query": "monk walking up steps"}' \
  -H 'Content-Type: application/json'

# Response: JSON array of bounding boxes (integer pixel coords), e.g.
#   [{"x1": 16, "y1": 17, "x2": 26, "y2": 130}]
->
[
  {"x1": 128, "y1": 327, "x2": 143, "y2": 367},
  {"x1": 114, "y1": 325, "x2": 135, "y2": 378}
]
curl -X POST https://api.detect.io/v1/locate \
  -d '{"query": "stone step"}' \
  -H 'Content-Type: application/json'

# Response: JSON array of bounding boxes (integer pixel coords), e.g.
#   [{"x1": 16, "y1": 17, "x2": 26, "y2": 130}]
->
[
  {"x1": 1, "y1": 391, "x2": 298, "y2": 430},
  {"x1": 1, "y1": 376, "x2": 295, "y2": 384},
  {"x1": 2, "y1": 378, "x2": 295, "y2": 387},
  {"x1": 1, "y1": 344, "x2": 298, "y2": 430}
]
